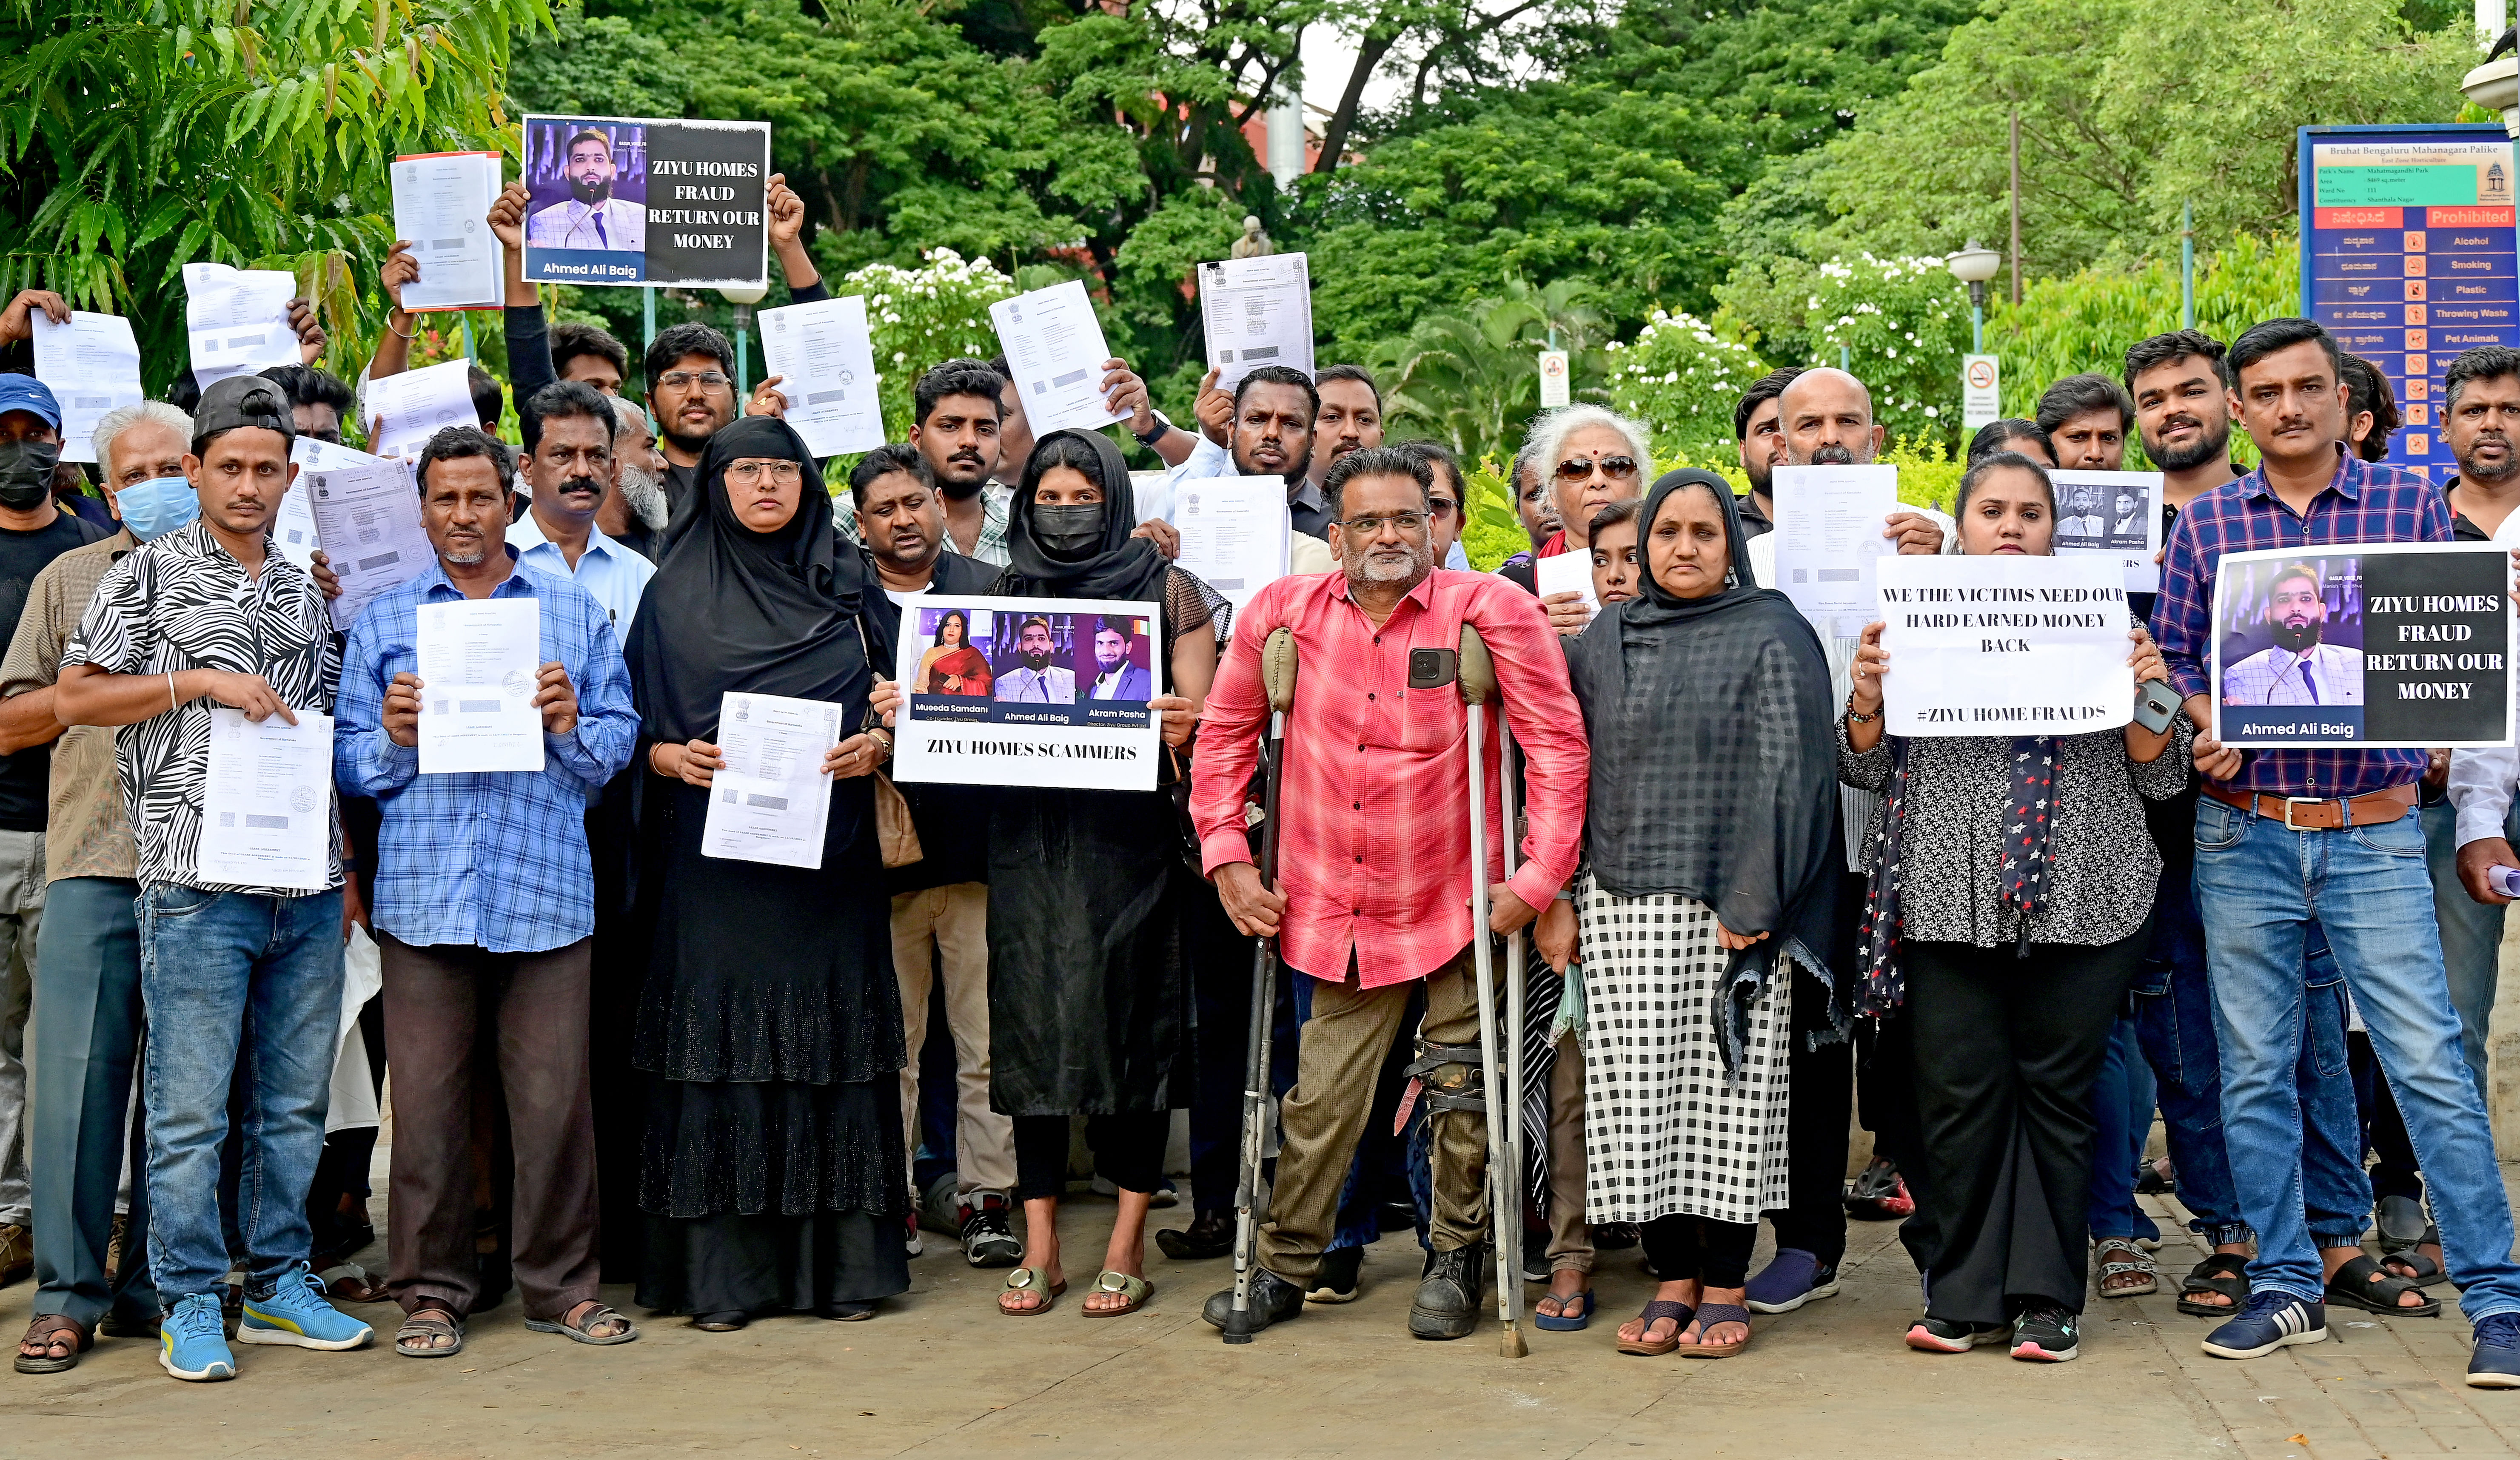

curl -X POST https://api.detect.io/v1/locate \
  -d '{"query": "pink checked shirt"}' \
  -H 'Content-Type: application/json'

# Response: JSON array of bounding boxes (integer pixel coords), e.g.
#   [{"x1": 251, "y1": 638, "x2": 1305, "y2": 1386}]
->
[{"x1": 1191, "y1": 569, "x2": 1589, "y2": 988}]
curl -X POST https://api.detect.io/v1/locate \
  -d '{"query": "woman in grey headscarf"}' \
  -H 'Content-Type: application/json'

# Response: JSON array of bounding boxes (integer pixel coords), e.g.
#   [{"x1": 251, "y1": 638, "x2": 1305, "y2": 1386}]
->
[{"x1": 1558, "y1": 468, "x2": 1839, "y2": 1359}]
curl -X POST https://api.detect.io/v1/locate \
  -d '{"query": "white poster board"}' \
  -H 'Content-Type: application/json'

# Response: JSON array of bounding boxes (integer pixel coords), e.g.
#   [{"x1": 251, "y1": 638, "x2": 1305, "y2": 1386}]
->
[
  {"x1": 2050, "y1": 468, "x2": 2164, "y2": 595},
  {"x1": 1875, "y1": 555, "x2": 2132, "y2": 737}
]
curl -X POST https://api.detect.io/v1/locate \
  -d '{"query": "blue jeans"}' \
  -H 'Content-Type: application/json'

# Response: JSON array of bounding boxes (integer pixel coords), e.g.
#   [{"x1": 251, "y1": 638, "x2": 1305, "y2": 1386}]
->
[
  {"x1": 2193, "y1": 798, "x2": 2520, "y2": 1318},
  {"x1": 2422, "y1": 798, "x2": 2506, "y2": 1103},
  {"x1": 139, "y1": 885, "x2": 344, "y2": 1304},
  {"x1": 2086, "y1": 1018, "x2": 2161, "y2": 1243}
]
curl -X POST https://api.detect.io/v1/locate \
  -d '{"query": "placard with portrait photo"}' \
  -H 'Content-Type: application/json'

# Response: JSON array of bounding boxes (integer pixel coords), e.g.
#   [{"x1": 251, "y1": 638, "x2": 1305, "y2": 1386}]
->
[
  {"x1": 519, "y1": 114, "x2": 770, "y2": 289},
  {"x1": 889, "y1": 594, "x2": 1164, "y2": 790},
  {"x1": 2209, "y1": 542, "x2": 2513, "y2": 748}
]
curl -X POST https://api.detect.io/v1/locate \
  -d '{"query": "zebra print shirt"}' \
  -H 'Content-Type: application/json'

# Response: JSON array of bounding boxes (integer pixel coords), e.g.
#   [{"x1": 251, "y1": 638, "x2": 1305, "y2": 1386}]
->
[{"x1": 63, "y1": 519, "x2": 342, "y2": 896}]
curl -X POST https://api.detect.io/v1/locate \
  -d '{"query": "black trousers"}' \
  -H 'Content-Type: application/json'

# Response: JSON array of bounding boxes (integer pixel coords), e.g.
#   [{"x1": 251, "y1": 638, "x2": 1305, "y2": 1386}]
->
[
  {"x1": 1641, "y1": 1214, "x2": 1758, "y2": 1289},
  {"x1": 1012, "y1": 1113, "x2": 1169, "y2": 1203},
  {"x1": 1901, "y1": 931, "x2": 2147, "y2": 1324},
  {"x1": 1770, "y1": 958, "x2": 1852, "y2": 1265}
]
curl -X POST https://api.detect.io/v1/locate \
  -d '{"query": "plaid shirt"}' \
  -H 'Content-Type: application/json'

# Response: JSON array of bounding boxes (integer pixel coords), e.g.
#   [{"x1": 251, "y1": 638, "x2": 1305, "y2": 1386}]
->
[
  {"x1": 1190, "y1": 569, "x2": 1588, "y2": 988},
  {"x1": 2152, "y1": 445, "x2": 2445, "y2": 799},
  {"x1": 335, "y1": 554, "x2": 637, "y2": 953}
]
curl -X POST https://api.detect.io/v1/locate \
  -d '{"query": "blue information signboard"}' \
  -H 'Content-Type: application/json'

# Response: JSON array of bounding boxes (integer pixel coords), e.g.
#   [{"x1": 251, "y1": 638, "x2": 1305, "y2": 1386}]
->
[{"x1": 2299, "y1": 124, "x2": 2518, "y2": 481}]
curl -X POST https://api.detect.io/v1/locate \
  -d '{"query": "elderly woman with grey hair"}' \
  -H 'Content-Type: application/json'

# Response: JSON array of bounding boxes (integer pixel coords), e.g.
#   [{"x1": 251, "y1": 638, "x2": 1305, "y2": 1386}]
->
[{"x1": 1498, "y1": 405, "x2": 1654, "y2": 635}]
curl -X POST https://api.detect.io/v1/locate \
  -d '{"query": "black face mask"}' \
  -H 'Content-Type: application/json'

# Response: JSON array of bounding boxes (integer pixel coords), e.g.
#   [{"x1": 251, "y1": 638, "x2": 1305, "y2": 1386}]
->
[
  {"x1": 0, "y1": 440, "x2": 59, "y2": 511},
  {"x1": 1032, "y1": 502, "x2": 1102, "y2": 557}
]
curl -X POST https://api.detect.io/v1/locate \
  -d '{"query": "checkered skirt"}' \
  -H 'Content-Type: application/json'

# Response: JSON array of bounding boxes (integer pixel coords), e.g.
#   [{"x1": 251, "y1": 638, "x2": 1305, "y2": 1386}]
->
[{"x1": 1576, "y1": 876, "x2": 1791, "y2": 1227}]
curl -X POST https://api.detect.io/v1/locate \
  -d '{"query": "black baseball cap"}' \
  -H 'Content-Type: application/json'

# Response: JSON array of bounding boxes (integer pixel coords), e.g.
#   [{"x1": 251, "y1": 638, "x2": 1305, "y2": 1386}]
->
[{"x1": 191, "y1": 374, "x2": 297, "y2": 457}]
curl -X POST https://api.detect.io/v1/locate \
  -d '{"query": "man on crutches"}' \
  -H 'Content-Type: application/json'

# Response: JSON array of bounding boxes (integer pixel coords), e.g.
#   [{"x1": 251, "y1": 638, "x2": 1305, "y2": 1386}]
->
[{"x1": 1190, "y1": 445, "x2": 1587, "y2": 1344}]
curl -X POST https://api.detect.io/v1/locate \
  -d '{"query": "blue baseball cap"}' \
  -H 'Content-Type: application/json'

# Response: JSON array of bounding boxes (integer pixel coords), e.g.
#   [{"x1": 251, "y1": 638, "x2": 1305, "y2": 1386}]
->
[{"x1": 0, "y1": 376, "x2": 61, "y2": 431}]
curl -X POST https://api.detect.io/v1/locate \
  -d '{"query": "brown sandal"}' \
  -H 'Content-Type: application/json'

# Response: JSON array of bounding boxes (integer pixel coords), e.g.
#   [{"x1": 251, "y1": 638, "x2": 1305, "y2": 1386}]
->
[
  {"x1": 393, "y1": 1308, "x2": 465, "y2": 1358},
  {"x1": 15, "y1": 1314, "x2": 91, "y2": 1375},
  {"x1": 1616, "y1": 1299, "x2": 1693, "y2": 1356}
]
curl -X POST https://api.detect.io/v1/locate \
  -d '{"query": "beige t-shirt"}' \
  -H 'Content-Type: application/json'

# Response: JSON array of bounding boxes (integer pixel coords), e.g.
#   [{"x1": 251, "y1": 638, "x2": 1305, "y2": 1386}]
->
[{"x1": 0, "y1": 528, "x2": 137, "y2": 882}]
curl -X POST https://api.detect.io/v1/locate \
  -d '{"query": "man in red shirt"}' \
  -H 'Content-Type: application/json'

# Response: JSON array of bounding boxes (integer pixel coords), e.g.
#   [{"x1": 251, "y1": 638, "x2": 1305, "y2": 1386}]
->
[{"x1": 1192, "y1": 446, "x2": 1588, "y2": 1339}]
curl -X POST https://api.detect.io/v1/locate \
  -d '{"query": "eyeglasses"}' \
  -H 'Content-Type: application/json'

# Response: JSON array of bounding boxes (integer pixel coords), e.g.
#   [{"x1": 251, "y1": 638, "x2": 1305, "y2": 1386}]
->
[
  {"x1": 1335, "y1": 512, "x2": 1429, "y2": 537},
  {"x1": 1428, "y1": 497, "x2": 1461, "y2": 517},
  {"x1": 658, "y1": 370, "x2": 732, "y2": 391},
  {"x1": 1556, "y1": 455, "x2": 1639, "y2": 483},
  {"x1": 726, "y1": 460, "x2": 804, "y2": 485}
]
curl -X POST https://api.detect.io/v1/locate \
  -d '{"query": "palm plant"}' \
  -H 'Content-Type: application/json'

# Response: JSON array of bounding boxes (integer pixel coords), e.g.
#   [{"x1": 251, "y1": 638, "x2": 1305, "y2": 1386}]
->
[{"x1": 1368, "y1": 276, "x2": 1606, "y2": 461}]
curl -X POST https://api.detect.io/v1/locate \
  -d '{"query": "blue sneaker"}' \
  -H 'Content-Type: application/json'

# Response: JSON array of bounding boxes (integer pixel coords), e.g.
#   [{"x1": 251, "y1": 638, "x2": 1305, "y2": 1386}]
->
[
  {"x1": 159, "y1": 1293, "x2": 236, "y2": 1382},
  {"x1": 2468, "y1": 1312, "x2": 2520, "y2": 1389},
  {"x1": 2201, "y1": 1291, "x2": 2326, "y2": 1359},
  {"x1": 1745, "y1": 1248, "x2": 1842, "y2": 1315},
  {"x1": 238, "y1": 1262, "x2": 373, "y2": 1351}
]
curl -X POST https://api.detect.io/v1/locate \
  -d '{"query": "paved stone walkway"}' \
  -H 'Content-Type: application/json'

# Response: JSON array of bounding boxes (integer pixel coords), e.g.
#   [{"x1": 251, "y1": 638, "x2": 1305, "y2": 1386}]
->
[{"x1": 3, "y1": 1181, "x2": 2514, "y2": 1458}]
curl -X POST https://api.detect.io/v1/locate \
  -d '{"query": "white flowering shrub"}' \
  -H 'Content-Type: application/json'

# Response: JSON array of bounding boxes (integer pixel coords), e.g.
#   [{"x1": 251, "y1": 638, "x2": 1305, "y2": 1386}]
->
[
  {"x1": 1606, "y1": 310, "x2": 1768, "y2": 459},
  {"x1": 840, "y1": 248, "x2": 1018, "y2": 440},
  {"x1": 1805, "y1": 255, "x2": 1973, "y2": 443}
]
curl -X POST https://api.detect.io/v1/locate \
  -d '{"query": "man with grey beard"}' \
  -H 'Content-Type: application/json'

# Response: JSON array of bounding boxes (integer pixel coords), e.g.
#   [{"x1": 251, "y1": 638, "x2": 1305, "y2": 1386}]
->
[
  {"x1": 600, "y1": 395, "x2": 670, "y2": 564},
  {"x1": 1189, "y1": 444, "x2": 1589, "y2": 1341},
  {"x1": 1736, "y1": 366, "x2": 1947, "y2": 1312}
]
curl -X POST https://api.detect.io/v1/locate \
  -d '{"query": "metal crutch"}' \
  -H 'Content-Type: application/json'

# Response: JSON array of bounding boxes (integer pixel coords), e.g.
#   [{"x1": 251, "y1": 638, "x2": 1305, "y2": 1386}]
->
[
  {"x1": 1458, "y1": 623, "x2": 1527, "y2": 1359},
  {"x1": 1223, "y1": 626, "x2": 1300, "y2": 1344}
]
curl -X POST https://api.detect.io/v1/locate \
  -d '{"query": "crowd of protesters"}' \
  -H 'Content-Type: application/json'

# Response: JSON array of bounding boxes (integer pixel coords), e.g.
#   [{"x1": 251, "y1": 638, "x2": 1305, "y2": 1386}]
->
[{"x1": 0, "y1": 184, "x2": 2516, "y2": 1393}]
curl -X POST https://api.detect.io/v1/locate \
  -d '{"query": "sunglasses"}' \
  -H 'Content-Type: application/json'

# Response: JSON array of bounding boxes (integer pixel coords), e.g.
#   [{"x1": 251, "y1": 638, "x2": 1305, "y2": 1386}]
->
[{"x1": 1555, "y1": 455, "x2": 1639, "y2": 483}]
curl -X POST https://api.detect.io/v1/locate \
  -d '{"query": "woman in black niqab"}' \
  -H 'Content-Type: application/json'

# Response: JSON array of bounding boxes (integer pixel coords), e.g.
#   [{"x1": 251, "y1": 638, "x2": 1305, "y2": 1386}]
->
[
  {"x1": 623, "y1": 415, "x2": 910, "y2": 1328},
  {"x1": 1560, "y1": 468, "x2": 1839, "y2": 1359},
  {"x1": 983, "y1": 429, "x2": 1219, "y2": 1318}
]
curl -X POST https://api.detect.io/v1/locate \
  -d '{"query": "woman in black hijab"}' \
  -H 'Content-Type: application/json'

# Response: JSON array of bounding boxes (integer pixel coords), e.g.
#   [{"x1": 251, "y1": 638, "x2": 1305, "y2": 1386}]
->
[
  {"x1": 624, "y1": 416, "x2": 909, "y2": 1329},
  {"x1": 1557, "y1": 468, "x2": 1839, "y2": 1359},
  {"x1": 985, "y1": 429, "x2": 1217, "y2": 1318}
]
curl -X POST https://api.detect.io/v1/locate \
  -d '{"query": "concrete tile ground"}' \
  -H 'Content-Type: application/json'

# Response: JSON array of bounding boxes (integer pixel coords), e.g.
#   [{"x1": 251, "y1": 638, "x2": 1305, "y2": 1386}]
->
[{"x1": 5, "y1": 1178, "x2": 2519, "y2": 1458}]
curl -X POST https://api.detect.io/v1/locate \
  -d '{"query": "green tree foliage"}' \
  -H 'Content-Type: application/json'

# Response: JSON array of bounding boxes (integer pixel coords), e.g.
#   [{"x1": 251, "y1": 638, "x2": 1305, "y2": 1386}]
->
[
  {"x1": 1814, "y1": 0, "x2": 2470, "y2": 282},
  {"x1": 840, "y1": 247, "x2": 1016, "y2": 438},
  {"x1": 1717, "y1": 253, "x2": 1974, "y2": 441},
  {"x1": 3, "y1": 0, "x2": 550, "y2": 389},
  {"x1": 1984, "y1": 234, "x2": 2301, "y2": 404}
]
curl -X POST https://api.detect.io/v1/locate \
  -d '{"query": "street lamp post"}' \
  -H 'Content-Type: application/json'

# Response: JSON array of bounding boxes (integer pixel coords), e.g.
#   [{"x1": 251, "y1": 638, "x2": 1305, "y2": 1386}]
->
[
  {"x1": 720, "y1": 285, "x2": 770, "y2": 398},
  {"x1": 1945, "y1": 240, "x2": 2003, "y2": 352}
]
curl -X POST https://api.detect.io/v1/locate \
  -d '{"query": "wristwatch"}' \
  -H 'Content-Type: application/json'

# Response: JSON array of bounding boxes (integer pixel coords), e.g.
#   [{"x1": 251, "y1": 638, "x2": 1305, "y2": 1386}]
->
[{"x1": 1132, "y1": 417, "x2": 1171, "y2": 448}]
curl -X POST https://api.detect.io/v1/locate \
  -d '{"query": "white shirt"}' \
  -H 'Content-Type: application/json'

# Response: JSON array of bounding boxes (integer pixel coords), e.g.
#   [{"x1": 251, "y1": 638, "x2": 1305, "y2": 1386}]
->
[
  {"x1": 507, "y1": 510, "x2": 656, "y2": 634},
  {"x1": 2452, "y1": 744, "x2": 2520, "y2": 848}
]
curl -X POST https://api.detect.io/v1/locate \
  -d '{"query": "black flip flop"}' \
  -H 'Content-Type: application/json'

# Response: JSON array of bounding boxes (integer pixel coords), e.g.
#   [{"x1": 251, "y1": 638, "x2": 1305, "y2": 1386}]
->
[
  {"x1": 2177, "y1": 1252, "x2": 2250, "y2": 1317},
  {"x1": 2383, "y1": 1245, "x2": 2446, "y2": 1284},
  {"x1": 2326, "y1": 1253, "x2": 2441, "y2": 1318}
]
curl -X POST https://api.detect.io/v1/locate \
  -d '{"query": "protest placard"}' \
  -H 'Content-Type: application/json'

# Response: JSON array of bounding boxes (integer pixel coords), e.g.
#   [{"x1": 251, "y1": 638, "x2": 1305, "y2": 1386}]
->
[
  {"x1": 2050, "y1": 469, "x2": 2164, "y2": 594},
  {"x1": 1876, "y1": 555, "x2": 2133, "y2": 737},
  {"x1": 520, "y1": 115, "x2": 770, "y2": 289},
  {"x1": 889, "y1": 595, "x2": 1163, "y2": 791},
  {"x1": 2210, "y1": 542, "x2": 2513, "y2": 748}
]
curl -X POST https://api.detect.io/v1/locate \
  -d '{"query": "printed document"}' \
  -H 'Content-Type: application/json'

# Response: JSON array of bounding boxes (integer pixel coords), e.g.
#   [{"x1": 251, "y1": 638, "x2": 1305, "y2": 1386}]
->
[
  {"x1": 300, "y1": 449, "x2": 430, "y2": 630},
  {"x1": 366, "y1": 359, "x2": 478, "y2": 461},
  {"x1": 183, "y1": 263, "x2": 299, "y2": 385},
  {"x1": 1170, "y1": 475, "x2": 1289, "y2": 613},
  {"x1": 197, "y1": 708, "x2": 334, "y2": 891},
  {"x1": 758, "y1": 295, "x2": 886, "y2": 457},
  {"x1": 1770, "y1": 464, "x2": 1899, "y2": 638},
  {"x1": 1198, "y1": 253, "x2": 1314, "y2": 390},
  {"x1": 391, "y1": 152, "x2": 505, "y2": 311},
  {"x1": 29, "y1": 312, "x2": 143, "y2": 463},
  {"x1": 702, "y1": 692, "x2": 843, "y2": 869},
  {"x1": 988, "y1": 280, "x2": 1124, "y2": 436},
  {"x1": 416, "y1": 597, "x2": 545, "y2": 774}
]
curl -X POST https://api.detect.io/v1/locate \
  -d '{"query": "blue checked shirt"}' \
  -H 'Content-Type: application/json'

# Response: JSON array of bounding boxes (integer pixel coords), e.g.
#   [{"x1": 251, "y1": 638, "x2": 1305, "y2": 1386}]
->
[
  {"x1": 335, "y1": 552, "x2": 637, "y2": 952},
  {"x1": 2152, "y1": 445, "x2": 2446, "y2": 799}
]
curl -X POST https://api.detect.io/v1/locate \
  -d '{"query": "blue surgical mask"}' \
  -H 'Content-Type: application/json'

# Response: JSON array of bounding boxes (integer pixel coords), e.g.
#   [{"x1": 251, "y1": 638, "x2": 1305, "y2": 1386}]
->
[{"x1": 117, "y1": 476, "x2": 198, "y2": 543}]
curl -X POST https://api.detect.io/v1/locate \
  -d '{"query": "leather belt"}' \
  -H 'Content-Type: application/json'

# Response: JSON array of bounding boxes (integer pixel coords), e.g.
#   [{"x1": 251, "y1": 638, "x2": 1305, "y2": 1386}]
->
[{"x1": 2201, "y1": 781, "x2": 2417, "y2": 830}]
